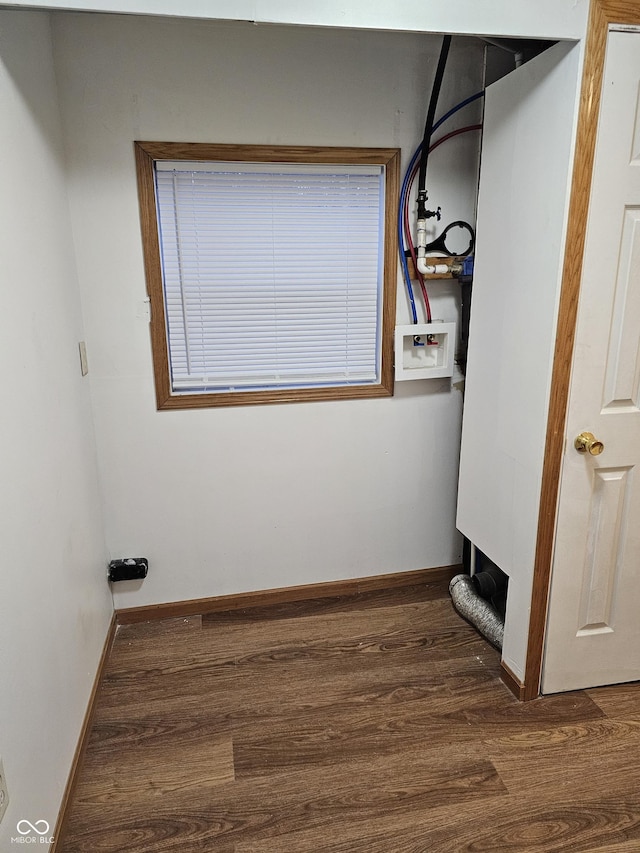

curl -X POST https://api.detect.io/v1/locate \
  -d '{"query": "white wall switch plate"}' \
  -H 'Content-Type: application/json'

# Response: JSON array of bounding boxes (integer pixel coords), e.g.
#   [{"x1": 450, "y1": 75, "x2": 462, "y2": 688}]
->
[{"x1": 394, "y1": 322, "x2": 456, "y2": 381}]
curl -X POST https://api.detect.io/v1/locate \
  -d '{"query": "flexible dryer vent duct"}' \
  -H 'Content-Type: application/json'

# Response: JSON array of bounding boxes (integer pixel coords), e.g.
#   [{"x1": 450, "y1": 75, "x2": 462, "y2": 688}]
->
[{"x1": 449, "y1": 574, "x2": 504, "y2": 650}]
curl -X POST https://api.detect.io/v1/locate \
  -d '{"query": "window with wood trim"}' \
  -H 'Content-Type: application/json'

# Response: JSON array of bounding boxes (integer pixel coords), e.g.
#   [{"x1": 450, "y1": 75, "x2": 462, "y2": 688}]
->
[{"x1": 134, "y1": 142, "x2": 399, "y2": 409}]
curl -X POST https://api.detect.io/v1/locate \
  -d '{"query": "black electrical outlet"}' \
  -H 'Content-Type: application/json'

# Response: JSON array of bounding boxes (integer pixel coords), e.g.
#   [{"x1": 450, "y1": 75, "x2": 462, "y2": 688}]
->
[{"x1": 108, "y1": 558, "x2": 148, "y2": 583}]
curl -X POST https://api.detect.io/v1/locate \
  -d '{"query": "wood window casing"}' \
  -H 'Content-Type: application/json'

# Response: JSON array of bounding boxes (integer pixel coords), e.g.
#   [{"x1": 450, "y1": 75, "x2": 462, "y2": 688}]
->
[{"x1": 134, "y1": 142, "x2": 399, "y2": 410}]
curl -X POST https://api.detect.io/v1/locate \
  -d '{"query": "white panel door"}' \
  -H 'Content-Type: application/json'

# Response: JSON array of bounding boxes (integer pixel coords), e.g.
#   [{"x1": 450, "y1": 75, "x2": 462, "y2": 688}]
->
[{"x1": 543, "y1": 30, "x2": 640, "y2": 693}]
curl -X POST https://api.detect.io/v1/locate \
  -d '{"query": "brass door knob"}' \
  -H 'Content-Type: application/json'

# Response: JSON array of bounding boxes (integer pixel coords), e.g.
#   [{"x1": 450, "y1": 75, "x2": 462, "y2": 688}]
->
[{"x1": 574, "y1": 431, "x2": 604, "y2": 455}]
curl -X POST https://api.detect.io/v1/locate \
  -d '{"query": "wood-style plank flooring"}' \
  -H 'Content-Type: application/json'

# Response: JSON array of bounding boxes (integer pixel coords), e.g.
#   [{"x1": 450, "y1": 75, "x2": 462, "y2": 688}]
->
[{"x1": 59, "y1": 579, "x2": 640, "y2": 852}]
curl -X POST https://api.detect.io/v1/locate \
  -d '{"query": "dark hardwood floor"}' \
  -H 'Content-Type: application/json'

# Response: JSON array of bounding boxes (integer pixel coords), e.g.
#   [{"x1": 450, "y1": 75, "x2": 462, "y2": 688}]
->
[{"x1": 58, "y1": 579, "x2": 640, "y2": 852}]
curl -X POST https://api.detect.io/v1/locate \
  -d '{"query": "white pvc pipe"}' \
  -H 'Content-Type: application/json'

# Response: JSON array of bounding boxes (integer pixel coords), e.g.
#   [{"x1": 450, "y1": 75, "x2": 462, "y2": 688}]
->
[
  {"x1": 469, "y1": 541, "x2": 478, "y2": 576},
  {"x1": 416, "y1": 258, "x2": 451, "y2": 275},
  {"x1": 415, "y1": 215, "x2": 459, "y2": 275}
]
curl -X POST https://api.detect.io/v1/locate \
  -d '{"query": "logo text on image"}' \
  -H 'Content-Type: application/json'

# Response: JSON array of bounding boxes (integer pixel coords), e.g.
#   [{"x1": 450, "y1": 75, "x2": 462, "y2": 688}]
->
[{"x1": 11, "y1": 819, "x2": 53, "y2": 844}]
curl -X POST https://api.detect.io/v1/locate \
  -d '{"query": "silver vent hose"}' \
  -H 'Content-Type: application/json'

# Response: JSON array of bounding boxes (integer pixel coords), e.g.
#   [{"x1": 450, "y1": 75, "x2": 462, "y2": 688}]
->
[{"x1": 449, "y1": 574, "x2": 504, "y2": 650}]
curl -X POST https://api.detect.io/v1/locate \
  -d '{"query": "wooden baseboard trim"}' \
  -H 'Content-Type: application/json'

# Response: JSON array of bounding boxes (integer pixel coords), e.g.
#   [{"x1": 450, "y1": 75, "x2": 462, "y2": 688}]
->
[
  {"x1": 501, "y1": 660, "x2": 528, "y2": 701},
  {"x1": 50, "y1": 612, "x2": 117, "y2": 853},
  {"x1": 116, "y1": 564, "x2": 461, "y2": 625}
]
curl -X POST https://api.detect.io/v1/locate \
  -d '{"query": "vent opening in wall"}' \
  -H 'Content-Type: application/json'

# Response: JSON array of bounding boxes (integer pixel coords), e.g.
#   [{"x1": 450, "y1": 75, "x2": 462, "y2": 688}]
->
[{"x1": 108, "y1": 558, "x2": 149, "y2": 583}]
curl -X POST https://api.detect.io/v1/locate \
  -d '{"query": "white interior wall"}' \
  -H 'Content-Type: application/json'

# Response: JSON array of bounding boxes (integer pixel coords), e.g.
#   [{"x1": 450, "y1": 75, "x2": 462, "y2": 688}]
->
[
  {"x1": 5, "y1": 0, "x2": 590, "y2": 41},
  {"x1": 50, "y1": 13, "x2": 484, "y2": 609},
  {"x1": 0, "y1": 11, "x2": 112, "y2": 847},
  {"x1": 0, "y1": 4, "x2": 594, "y2": 843},
  {"x1": 457, "y1": 42, "x2": 583, "y2": 680}
]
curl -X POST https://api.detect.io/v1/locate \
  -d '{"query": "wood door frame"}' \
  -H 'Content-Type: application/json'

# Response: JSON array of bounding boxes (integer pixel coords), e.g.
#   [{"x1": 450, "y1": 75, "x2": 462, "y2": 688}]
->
[{"x1": 522, "y1": 0, "x2": 640, "y2": 701}]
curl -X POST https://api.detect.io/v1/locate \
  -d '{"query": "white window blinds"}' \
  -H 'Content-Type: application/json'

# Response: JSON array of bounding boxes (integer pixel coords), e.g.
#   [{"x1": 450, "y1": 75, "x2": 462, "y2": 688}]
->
[{"x1": 154, "y1": 161, "x2": 385, "y2": 394}]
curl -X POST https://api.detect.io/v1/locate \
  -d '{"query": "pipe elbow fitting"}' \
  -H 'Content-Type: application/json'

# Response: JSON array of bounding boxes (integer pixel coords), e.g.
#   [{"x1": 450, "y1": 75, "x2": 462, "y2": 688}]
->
[{"x1": 416, "y1": 257, "x2": 450, "y2": 276}]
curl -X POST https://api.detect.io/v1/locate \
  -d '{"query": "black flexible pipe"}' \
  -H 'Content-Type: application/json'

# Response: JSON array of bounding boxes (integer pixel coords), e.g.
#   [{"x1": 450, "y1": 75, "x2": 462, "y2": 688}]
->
[
  {"x1": 417, "y1": 34, "x2": 452, "y2": 218},
  {"x1": 472, "y1": 565, "x2": 508, "y2": 600}
]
